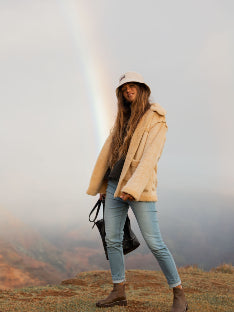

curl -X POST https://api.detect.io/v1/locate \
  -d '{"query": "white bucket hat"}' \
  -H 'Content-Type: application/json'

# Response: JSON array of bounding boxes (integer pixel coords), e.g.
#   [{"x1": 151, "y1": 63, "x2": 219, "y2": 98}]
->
[{"x1": 116, "y1": 71, "x2": 151, "y2": 94}]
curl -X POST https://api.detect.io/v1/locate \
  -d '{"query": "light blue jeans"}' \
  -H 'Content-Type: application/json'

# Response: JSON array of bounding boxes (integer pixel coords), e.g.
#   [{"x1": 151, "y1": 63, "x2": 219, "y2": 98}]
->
[{"x1": 104, "y1": 179, "x2": 181, "y2": 288}]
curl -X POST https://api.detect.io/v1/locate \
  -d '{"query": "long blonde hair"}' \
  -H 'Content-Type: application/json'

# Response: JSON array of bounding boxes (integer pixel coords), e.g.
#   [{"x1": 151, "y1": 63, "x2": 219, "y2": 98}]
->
[{"x1": 108, "y1": 83, "x2": 151, "y2": 168}]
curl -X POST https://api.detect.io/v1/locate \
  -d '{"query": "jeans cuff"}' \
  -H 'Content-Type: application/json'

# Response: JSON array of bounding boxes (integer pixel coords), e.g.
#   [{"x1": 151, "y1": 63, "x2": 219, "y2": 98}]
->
[
  {"x1": 169, "y1": 280, "x2": 181, "y2": 288},
  {"x1": 113, "y1": 278, "x2": 125, "y2": 283}
]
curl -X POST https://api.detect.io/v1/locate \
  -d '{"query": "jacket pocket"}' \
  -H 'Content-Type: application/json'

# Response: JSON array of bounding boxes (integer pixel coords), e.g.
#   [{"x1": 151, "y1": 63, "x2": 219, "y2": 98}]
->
[
  {"x1": 144, "y1": 167, "x2": 157, "y2": 193},
  {"x1": 124, "y1": 159, "x2": 139, "y2": 181},
  {"x1": 131, "y1": 159, "x2": 139, "y2": 167}
]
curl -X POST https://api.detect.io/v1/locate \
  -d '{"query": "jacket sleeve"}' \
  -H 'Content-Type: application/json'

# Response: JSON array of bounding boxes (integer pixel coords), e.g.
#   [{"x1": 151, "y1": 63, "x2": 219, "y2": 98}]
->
[
  {"x1": 86, "y1": 133, "x2": 112, "y2": 196},
  {"x1": 121, "y1": 121, "x2": 168, "y2": 201}
]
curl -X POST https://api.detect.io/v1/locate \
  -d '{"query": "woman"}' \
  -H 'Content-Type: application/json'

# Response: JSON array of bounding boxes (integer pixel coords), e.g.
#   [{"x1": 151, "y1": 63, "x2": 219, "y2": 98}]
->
[{"x1": 87, "y1": 72, "x2": 188, "y2": 311}]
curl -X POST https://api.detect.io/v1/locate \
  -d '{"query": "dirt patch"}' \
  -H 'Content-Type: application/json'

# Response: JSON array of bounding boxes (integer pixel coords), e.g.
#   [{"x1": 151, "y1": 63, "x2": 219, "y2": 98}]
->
[
  {"x1": 61, "y1": 279, "x2": 87, "y2": 286},
  {"x1": 39, "y1": 289, "x2": 77, "y2": 297}
]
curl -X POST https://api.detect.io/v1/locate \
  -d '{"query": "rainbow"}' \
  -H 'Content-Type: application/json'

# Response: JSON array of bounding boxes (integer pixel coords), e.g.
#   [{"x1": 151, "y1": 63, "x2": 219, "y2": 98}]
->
[{"x1": 57, "y1": 0, "x2": 114, "y2": 150}]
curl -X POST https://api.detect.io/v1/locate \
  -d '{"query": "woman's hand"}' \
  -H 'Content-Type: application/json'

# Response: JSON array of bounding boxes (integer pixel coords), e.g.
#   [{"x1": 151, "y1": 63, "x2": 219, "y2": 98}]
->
[
  {"x1": 99, "y1": 193, "x2": 106, "y2": 200},
  {"x1": 120, "y1": 192, "x2": 135, "y2": 201}
]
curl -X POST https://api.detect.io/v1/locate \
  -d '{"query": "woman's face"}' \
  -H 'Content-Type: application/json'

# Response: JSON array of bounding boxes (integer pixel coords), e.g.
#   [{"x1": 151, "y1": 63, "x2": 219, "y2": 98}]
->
[{"x1": 122, "y1": 83, "x2": 138, "y2": 103}]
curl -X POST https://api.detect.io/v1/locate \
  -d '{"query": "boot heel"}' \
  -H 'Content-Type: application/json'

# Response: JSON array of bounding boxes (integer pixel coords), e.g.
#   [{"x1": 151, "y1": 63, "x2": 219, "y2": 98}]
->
[
  {"x1": 118, "y1": 300, "x2": 127, "y2": 306},
  {"x1": 110, "y1": 299, "x2": 127, "y2": 307}
]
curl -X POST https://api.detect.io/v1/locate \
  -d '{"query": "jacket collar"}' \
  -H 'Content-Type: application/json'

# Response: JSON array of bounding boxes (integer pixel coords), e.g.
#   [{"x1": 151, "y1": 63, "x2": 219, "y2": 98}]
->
[{"x1": 150, "y1": 103, "x2": 167, "y2": 116}]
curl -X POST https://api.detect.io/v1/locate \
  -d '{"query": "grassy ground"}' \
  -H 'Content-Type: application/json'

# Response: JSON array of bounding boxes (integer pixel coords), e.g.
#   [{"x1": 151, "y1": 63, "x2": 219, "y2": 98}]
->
[{"x1": 0, "y1": 265, "x2": 233, "y2": 312}]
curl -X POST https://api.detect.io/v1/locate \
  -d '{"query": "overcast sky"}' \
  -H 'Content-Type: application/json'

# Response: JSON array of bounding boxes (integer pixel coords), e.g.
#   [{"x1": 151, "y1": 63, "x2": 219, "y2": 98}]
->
[{"x1": 0, "y1": 0, "x2": 233, "y2": 225}]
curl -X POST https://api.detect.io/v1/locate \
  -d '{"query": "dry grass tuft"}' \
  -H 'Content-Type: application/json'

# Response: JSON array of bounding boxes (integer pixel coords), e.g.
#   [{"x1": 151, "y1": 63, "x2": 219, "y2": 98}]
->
[
  {"x1": 211, "y1": 263, "x2": 234, "y2": 274},
  {"x1": 178, "y1": 264, "x2": 204, "y2": 274}
]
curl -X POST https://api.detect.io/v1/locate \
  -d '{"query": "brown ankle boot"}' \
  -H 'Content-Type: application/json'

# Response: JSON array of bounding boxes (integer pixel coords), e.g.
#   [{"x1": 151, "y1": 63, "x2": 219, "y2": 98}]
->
[
  {"x1": 96, "y1": 282, "x2": 127, "y2": 308},
  {"x1": 170, "y1": 287, "x2": 188, "y2": 312}
]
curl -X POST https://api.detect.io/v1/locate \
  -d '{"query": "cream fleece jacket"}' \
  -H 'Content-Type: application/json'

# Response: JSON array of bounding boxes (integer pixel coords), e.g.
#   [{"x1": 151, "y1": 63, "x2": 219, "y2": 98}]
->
[{"x1": 86, "y1": 103, "x2": 168, "y2": 201}]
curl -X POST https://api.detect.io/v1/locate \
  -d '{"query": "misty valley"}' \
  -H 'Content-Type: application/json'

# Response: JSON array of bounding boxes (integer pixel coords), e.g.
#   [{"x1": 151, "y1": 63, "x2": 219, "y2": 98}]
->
[{"x1": 0, "y1": 191, "x2": 233, "y2": 289}]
